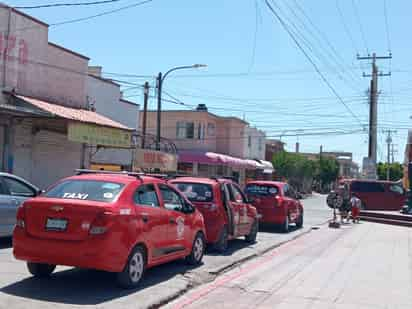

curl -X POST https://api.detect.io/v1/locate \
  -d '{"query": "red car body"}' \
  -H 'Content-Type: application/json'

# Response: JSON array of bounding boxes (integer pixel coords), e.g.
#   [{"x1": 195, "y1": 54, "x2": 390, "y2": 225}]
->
[
  {"x1": 245, "y1": 181, "x2": 303, "y2": 231},
  {"x1": 170, "y1": 177, "x2": 258, "y2": 250},
  {"x1": 338, "y1": 179, "x2": 406, "y2": 211},
  {"x1": 13, "y1": 173, "x2": 206, "y2": 287}
]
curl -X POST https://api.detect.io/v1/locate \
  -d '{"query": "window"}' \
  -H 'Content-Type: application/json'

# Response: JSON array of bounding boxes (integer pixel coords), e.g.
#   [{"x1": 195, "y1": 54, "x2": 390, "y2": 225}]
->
[
  {"x1": 197, "y1": 124, "x2": 202, "y2": 139},
  {"x1": 207, "y1": 123, "x2": 215, "y2": 136},
  {"x1": 248, "y1": 136, "x2": 252, "y2": 148},
  {"x1": 230, "y1": 184, "x2": 246, "y2": 203},
  {"x1": 176, "y1": 121, "x2": 195, "y2": 139},
  {"x1": 258, "y1": 137, "x2": 263, "y2": 151},
  {"x1": 174, "y1": 182, "x2": 214, "y2": 202},
  {"x1": 389, "y1": 184, "x2": 404, "y2": 195},
  {"x1": 45, "y1": 180, "x2": 124, "y2": 202},
  {"x1": 3, "y1": 177, "x2": 35, "y2": 197},
  {"x1": 245, "y1": 184, "x2": 278, "y2": 196},
  {"x1": 159, "y1": 184, "x2": 184, "y2": 212},
  {"x1": 351, "y1": 181, "x2": 385, "y2": 193},
  {"x1": 134, "y1": 184, "x2": 160, "y2": 207}
]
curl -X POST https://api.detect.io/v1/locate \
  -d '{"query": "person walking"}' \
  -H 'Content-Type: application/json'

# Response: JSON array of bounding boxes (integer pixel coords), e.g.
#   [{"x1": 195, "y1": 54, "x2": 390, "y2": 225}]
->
[{"x1": 350, "y1": 193, "x2": 361, "y2": 223}]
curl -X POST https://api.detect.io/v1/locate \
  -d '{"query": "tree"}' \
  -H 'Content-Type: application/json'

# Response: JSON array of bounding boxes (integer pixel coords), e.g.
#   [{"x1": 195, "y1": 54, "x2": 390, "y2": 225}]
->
[
  {"x1": 317, "y1": 156, "x2": 339, "y2": 187},
  {"x1": 377, "y1": 162, "x2": 403, "y2": 181}
]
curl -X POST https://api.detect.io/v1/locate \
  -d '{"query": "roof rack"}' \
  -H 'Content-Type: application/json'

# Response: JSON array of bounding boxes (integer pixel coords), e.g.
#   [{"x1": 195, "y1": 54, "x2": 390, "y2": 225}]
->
[{"x1": 74, "y1": 169, "x2": 143, "y2": 180}]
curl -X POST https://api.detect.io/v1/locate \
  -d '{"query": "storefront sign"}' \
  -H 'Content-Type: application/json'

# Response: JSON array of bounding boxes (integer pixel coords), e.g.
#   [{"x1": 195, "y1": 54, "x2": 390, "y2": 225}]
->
[
  {"x1": 68, "y1": 122, "x2": 131, "y2": 148},
  {"x1": 134, "y1": 149, "x2": 177, "y2": 171}
]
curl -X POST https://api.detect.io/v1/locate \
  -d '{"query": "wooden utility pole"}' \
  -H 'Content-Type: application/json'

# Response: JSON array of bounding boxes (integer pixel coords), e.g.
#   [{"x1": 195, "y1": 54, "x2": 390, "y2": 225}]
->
[
  {"x1": 141, "y1": 81, "x2": 150, "y2": 149},
  {"x1": 358, "y1": 53, "x2": 392, "y2": 177}
]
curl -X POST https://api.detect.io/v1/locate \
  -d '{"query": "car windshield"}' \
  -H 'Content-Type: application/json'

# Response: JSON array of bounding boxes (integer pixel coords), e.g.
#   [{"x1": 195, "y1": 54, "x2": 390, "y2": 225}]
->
[
  {"x1": 245, "y1": 184, "x2": 278, "y2": 196},
  {"x1": 174, "y1": 182, "x2": 214, "y2": 202},
  {"x1": 45, "y1": 180, "x2": 125, "y2": 203}
]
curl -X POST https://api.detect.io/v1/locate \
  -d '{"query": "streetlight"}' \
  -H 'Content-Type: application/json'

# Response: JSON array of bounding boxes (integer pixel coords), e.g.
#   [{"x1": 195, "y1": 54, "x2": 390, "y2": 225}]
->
[{"x1": 156, "y1": 64, "x2": 207, "y2": 149}]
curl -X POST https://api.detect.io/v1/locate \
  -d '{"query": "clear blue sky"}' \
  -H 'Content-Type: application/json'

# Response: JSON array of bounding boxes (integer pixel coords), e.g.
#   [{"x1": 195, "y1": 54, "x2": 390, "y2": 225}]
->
[{"x1": 9, "y1": 0, "x2": 412, "y2": 165}]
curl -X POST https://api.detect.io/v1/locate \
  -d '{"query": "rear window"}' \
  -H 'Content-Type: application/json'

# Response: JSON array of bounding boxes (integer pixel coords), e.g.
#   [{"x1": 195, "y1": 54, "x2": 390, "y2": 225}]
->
[
  {"x1": 174, "y1": 182, "x2": 214, "y2": 202},
  {"x1": 245, "y1": 184, "x2": 279, "y2": 196},
  {"x1": 45, "y1": 180, "x2": 125, "y2": 202},
  {"x1": 351, "y1": 181, "x2": 385, "y2": 193}
]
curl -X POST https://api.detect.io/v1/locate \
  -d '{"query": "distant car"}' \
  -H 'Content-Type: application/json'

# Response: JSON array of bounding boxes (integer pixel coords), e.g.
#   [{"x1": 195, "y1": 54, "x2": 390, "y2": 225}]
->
[
  {"x1": 170, "y1": 177, "x2": 259, "y2": 252},
  {"x1": 245, "y1": 181, "x2": 303, "y2": 233},
  {"x1": 13, "y1": 171, "x2": 206, "y2": 288},
  {"x1": 338, "y1": 179, "x2": 406, "y2": 211},
  {"x1": 0, "y1": 173, "x2": 40, "y2": 237}
]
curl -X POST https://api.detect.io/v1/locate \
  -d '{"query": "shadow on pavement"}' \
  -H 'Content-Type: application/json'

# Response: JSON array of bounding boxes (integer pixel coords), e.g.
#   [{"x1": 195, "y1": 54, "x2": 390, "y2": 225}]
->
[
  {"x1": 0, "y1": 237, "x2": 12, "y2": 249},
  {"x1": 1, "y1": 259, "x2": 200, "y2": 305}
]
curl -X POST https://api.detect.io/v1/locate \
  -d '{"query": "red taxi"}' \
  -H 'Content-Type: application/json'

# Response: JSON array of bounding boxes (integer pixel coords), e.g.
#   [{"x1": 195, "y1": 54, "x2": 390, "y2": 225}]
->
[
  {"x1": 13, "y1": 171, "x2": 206, "y2": 288},
  {"x1": 245, "y1": 181, "x2": 303, "y2": 233},
  {"x1": 170, "y1": 177, "x2": 258, "y2": 252}
]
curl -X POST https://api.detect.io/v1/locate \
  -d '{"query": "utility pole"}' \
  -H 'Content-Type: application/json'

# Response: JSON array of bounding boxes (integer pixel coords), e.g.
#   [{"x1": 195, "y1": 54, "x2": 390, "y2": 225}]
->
[
  {"x1": 390, "y1": 144, "x2": 398, "y2": 164},
  {"x1": 358, "y1": 52, "x2": 392, "y2": 177},
  {"x1": 141, "y1": 81, "x2": 149, "y2": 149},
  {"x1": 384, "y1": 130, "x2": 394, "y2": 180}
]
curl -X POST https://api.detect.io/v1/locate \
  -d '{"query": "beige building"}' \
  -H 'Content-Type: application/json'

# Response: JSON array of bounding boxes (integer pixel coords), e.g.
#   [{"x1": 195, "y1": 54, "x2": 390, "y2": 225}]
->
[
  {"x1": 141, "y1": 104, "x2": 272, "y2": 184},
  {"x1": 0, "y1": 5, "x2": 132, "y2": 188}
]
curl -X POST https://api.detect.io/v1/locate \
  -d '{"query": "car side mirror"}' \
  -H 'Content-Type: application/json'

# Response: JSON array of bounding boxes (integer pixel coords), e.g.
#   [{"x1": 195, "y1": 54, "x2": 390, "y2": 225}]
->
[{"x1": 36, "y1": 189, "x2": 44, "y2": 196}]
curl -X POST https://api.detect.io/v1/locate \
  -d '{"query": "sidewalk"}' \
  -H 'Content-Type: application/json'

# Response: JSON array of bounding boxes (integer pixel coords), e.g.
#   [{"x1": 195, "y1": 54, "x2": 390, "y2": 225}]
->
[{"x1": 165, "y1": 222, "x2": 412, "y2": 309}]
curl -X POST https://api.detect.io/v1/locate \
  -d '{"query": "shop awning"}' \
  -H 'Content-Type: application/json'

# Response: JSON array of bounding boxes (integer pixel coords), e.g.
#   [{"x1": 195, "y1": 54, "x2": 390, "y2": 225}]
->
[
  {"x1": 178, "y1": 151, "x2": 259, "y2": 169},
  {"x1": 255, "y1": 159, "x2": 274, "y2": 174},
  {"x1": 12, "y1": 94, "x2": 130, "y2": 130}
]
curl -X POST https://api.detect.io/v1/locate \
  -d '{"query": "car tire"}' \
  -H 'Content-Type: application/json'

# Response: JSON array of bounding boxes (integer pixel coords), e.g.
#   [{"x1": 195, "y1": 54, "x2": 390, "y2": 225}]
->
[
  {"x1": 186, "y1": 232, "x2": 205, "y2": 265},
  {"x1": 116, "y1": 246, "x2": 146, "y2": 289},
  {"x1": 296, "y1": 212, "x2": 303, "y2": 229},
  {"x1": 245, "y1": 220, "x2": 258, "y2": 243},
  {"x1": 27, "y1": 262, "x2": 56, "y2": 278},
  {"x1": 214, "y1": 226, "x2": 229, "y2": 253},
  {"x1": 281, "y1": 215, "x2": 290, "y2": 233}
]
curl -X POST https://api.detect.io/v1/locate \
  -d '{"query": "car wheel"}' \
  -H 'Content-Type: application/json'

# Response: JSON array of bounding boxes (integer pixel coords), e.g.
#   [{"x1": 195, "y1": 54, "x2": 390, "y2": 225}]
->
[
  {"x1": 281, "y1": 215, "x2": 290, "y2": 233},
  {"x1": 214, "y1": 226, "x2": 229, "y2": 253},
  {"x1": 296, "y1": 212, "x2": 303, "y2": 228},
  {"x1": 186, "y1": 232, "x2": 205, "y2": 265},
  {"x1": 116, "y1": 246, "x2": 146, "y2": 289},
  {"x1": 245, "y1": 220, "x2": 258, "y2": 243},
  {"x1": 27, "y1": 262, "x2": 56, "y2": 278}
]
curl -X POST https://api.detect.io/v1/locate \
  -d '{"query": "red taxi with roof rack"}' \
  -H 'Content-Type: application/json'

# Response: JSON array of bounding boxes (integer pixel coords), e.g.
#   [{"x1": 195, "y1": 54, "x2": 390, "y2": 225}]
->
[
  {"x1": 13, "y1": 170, "x2": 206, "y2": 288},
  {"x1": 170, "y1": 177, "x2": 258, "y2": 252},
  {"x1": 245, "y1": 181, "x2": 303, "y2": 233}
]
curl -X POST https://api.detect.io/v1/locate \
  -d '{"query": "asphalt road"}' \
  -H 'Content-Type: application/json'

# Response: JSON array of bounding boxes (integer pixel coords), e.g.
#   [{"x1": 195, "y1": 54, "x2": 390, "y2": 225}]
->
[
  {"x1": 0, "y1": 194, "x2": 331, "y2": 309},
  {"x1": 164, "y1": 220, "x2": 412, "y2": 309}
]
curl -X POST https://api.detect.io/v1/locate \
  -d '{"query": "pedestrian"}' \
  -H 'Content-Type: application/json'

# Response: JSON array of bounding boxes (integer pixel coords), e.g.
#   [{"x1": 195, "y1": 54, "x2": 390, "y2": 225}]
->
[{"x1": 350, "y1": 193, "x2": 361, "y2": 223}]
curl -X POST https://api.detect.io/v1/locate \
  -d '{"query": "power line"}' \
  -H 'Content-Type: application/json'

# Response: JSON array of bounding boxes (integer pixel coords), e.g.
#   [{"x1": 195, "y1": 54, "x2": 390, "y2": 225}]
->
[
  {"x1": 351, "y1": 0, "x2": 369, "y2": 54},
  {"x1": 247, "y1": 0, "x2": 259, "y2": 73},
  {"x1": 264, "y1": 1, "x2": 364, "y2": 126},
  {"x1": 383, "y1": 0, "x2": 392, "y2": 52},
  {"x1": 14, "y1": 0, "x2": 123, "y2": 9},
  {"x1": 336, "y1": 0, "x2": 358, "y2": 55}
]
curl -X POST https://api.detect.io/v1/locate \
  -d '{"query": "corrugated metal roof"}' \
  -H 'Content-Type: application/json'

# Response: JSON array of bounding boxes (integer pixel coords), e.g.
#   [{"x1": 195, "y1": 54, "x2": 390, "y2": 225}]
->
[{"x1": 14, "y1": 94, "x2": 131, "y2": 130}]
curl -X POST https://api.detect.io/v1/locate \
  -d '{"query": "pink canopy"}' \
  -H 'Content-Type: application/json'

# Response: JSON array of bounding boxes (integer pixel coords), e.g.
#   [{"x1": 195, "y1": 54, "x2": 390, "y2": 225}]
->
[{"x1": 178, "y1": 151, "x2": 262, "y2": 169}]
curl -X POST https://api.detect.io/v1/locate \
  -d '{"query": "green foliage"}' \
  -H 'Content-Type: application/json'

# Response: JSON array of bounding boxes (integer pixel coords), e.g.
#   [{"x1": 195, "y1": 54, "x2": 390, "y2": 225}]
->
[
  {"x1": 377, "y1": 162, "x2": 403, "y2": 181},
  {"x1": 317, "y1": 156, "x2": 340, "y2": 185}
]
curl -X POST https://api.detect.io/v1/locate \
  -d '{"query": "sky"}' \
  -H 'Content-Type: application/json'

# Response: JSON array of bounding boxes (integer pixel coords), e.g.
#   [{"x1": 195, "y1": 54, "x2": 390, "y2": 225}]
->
[{"x1": 7, "y1": 0, "x2": 412, "y2": 165}]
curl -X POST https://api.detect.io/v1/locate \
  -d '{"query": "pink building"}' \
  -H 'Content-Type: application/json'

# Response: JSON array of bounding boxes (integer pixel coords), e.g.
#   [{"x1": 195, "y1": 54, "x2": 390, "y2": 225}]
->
[
  {"x1": 141, "y1": 104, "x2": 271, "y2": 184},
  {"x1": 0, "y1": 5, "x2": 132, "y2": 188}
]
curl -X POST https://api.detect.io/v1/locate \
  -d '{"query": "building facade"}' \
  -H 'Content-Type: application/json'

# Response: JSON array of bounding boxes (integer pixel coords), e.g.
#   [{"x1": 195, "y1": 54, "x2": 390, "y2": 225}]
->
[
  {"x1": 0, "y1": 5, "x2": 133, "y2": 188},
  {"x1": 140, "y1": 104, "x2": 272, "y2": 184}
]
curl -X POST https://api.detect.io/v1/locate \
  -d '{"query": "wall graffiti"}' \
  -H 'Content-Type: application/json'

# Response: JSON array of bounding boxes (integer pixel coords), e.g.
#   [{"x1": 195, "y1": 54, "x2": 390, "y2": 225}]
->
[{"x1": 0, "y1": 32, "x2": 29, "y2": 65}]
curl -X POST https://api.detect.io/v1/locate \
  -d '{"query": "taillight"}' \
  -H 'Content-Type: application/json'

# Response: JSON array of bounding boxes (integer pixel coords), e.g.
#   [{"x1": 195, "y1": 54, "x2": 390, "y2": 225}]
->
[
  {"x1": 90, "y1": 211, "x2": 113, "y2": 235},
  {"x1": 16, "y1": 205, "x2": 26, "y2": 229},
  {"x1": 275, "y1": 195, "x2": 283, "y2": 206}
]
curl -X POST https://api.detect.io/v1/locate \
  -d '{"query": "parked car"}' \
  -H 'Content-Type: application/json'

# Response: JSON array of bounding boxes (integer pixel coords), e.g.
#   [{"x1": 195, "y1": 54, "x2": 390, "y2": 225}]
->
[
  {"x1": 170, "y1": 177, "x2": 259, "y2": 252},
  {"x1": 13, "y1": 171, "x2": 206, "y2": 288},
  {"x1": 338, "y1": 179, "x2": 406, "y2": 211},
  {"x1": 245, "y1": 181, "x2": 303, "y2": 233},
  {"x1": 0, "y1": 173, "x2": 41, "y2": 237}
]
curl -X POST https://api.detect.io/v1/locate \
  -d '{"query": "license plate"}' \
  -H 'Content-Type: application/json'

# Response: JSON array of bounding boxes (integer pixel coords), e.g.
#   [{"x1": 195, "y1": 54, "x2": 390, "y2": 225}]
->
[{"x1": 46, "y1": 218, "x2": 68, "y2": 231}]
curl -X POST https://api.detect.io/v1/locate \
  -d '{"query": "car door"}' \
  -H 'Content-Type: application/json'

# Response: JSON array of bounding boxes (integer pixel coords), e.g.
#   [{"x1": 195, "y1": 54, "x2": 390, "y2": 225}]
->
[
  {"x1": 133, "y1": 183, "x2": 169, "y2": 261},
  {"x1": 387, "y1": 183, "x2": 406, "y2": 210},
  {"x1": 0, "y1": 178, "x2": 13, "y2": 237},
  {"x1": 158, "y1": 184, "x2": 191, "y2": 256},
  {"x1": 229, "y1": 183, "x2": 250, "y2": 236},
  {"x1": 283, "y1": 184, "x2": 298, "y2": 222},
  {"x1": 0, "y1": 176, "x2": 37, "y2": 237}
]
